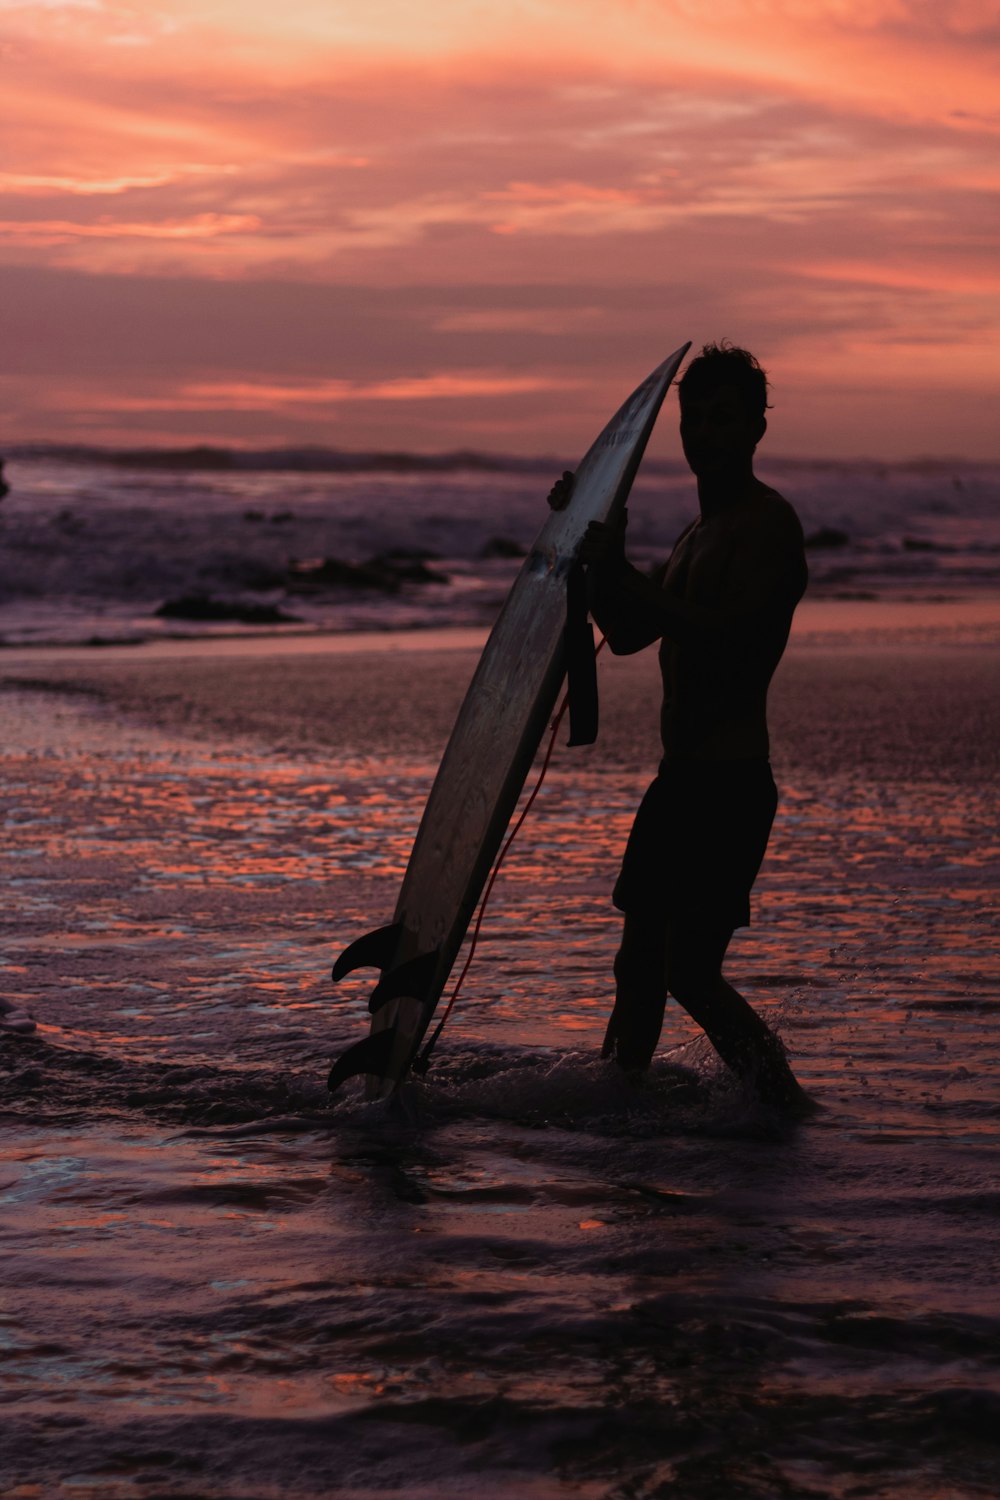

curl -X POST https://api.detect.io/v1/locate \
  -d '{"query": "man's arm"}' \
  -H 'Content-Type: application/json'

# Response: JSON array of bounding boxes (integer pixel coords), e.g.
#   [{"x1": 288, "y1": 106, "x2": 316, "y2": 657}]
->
[
  {"x1": 548, "y1": 473, "x2": 665, "y2": 654},
  {"x1": 583, "y1": 514, "x2": 670, "y2": 655},
  {"x1": 587, "y1": 554, "x2": 670, "y2": 655},
  {"x1": 584, "y1": 504, "x2": 806, "y2": 652}
]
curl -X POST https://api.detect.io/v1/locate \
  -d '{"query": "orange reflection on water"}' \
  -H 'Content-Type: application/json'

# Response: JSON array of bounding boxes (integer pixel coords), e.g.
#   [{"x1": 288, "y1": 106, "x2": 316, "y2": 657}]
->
[
  {"x1": 3, "y1": 674, "x2": 997, "y2": 1124},
  {"x1": 329, "y1": 1372, "x2": 387, "y2": 1397}
]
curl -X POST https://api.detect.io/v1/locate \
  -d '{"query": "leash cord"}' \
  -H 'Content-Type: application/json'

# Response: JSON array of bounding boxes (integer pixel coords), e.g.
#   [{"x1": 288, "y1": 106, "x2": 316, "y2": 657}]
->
[{"x1": 414, "y1": 637, "x2": 607, "y2": 1075}]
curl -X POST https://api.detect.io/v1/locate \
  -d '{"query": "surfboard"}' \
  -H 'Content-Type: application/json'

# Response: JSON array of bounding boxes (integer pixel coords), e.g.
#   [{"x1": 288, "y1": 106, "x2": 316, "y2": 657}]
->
[{"x1": 328, "y1": 342, "x2": 691, "y2": 1099}]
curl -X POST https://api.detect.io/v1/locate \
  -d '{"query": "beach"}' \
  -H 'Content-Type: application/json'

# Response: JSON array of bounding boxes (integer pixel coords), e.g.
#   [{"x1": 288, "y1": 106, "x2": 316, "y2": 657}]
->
[
  {"x1": 2, "y1": 603, "x2": 999, "y2": 1499},
  {"x1": 6, "y1": 0, "x2": 999, "y2": 1484}
]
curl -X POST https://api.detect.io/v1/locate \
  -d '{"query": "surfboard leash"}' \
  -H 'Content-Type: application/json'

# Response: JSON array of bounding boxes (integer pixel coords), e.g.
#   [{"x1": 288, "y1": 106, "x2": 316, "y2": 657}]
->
[{"x1": 413, "y1": 635, "x2": 608, "y2": 1078}]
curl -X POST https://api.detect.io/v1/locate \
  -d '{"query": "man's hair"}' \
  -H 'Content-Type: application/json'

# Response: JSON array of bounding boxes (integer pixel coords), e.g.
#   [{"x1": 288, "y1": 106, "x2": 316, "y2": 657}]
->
[{"x1": 677, "y1": 342, "x2": 771, "y2": 421}]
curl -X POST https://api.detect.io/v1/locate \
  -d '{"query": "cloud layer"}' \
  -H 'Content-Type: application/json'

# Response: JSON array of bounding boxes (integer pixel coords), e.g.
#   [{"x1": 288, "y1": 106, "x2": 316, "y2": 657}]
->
[{"x1": 2, "y1": 0, "x2": 998, "y2": 456}]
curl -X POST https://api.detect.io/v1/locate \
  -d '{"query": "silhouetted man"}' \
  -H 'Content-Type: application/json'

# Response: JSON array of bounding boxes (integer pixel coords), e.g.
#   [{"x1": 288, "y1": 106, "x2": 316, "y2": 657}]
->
[{"x1": 551, "y1": 343, "x2": 809, "y2": 1107}]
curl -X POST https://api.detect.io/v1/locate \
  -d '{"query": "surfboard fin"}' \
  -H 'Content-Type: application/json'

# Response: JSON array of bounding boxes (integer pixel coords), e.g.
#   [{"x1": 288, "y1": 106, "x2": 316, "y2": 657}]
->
[
  {"x1": 565, "y1": 562, "x2": 599, "y2": 747},
  {"x1": 327, "y1": 1027, "x2": 398, "y2": 1094},
  {"x1": 368, "y1": 949, "x2": 441, "y2": 1013},
  {"x1": 331, "y1": 922, "x2": 403, "y2": 982}
]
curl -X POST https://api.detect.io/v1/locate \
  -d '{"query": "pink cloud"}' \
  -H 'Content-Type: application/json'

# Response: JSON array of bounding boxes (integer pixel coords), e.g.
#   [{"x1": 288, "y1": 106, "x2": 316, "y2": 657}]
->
[
  {"x1": 1, "y1": 4, "x2": 997, "y2": 456},
  {"x1": 794, "y1": 259, "x2": 1000, "y2": 296},
  {"x1": 96, "y1": 372, "x2": 578, "y2": 411},
  {"x1": 0, "y1": 213, "x2": 261, "y2": 245}
]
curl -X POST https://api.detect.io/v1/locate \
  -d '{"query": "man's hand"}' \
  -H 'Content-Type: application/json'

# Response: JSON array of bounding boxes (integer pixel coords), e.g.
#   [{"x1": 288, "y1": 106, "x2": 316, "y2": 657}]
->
[
  {"x1": 547, "y1": 470, "x2": 575, "y2": 510},
  {"x1": 579, "y1": 513, "x2": 627, "y2": 567}
]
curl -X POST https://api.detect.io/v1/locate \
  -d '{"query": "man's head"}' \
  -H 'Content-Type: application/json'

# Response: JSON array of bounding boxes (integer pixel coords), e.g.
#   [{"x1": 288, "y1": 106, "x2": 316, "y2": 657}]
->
[{"x1": 677, "y1": 343, "x2": 769, "y2": 481}]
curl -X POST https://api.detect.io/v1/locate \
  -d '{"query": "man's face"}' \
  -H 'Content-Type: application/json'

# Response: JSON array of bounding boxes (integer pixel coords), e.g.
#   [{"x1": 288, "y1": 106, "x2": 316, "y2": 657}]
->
[{"x1": 679, "y1": 383, "x2": 765, "y2": 479}]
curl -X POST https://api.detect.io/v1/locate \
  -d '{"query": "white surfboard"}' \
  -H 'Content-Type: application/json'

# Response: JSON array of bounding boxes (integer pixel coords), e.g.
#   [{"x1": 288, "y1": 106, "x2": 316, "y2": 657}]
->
[{"x1": 328, "y1": 343, "x2": 690, "y2": 1098}]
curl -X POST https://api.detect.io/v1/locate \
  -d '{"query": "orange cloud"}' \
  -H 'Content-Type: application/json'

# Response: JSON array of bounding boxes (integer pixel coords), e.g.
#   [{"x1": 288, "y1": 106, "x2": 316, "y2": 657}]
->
[
  {"x1": 432, "y1": 308, "x2": 607, "y2": 334},
  {"x1": 101, "y1": 372, "x2": 579, "y2": 411},
  {"x1": 0, "y1": 170, "x2": 196, "y2": 195},
  {"x1": 2, "y1": 1, "x2": 998, "y2": 456},
  {"x1": 795, "y1": 259, "x2": 1000, "y2": 297},
  {"x1": 0, "y1": 213, "x2": 260, "y2": 245},
  {"x1": 4, "y1": 1, "x2": 998, "y2": 130}
]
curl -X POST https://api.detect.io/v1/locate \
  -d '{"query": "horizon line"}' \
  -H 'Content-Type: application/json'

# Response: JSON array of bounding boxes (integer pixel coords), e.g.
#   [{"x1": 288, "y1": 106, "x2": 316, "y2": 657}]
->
[{"x1": 3, "y1": 441, "x2": 992, "y2": 474}]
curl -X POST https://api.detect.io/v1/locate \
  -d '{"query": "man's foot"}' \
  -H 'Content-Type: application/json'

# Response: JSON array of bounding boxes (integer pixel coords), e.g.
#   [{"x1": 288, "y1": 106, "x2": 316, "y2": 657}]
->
[
  {"x1": 746, "y1": 1032, "x2": 818, "y2": 1115},
  {"x1": 605, "y1": 1036, "x2": 655, "y2": 1075},
  {"x1": 601, "y1": 1009, "x2": 659, "y2": 1074}
]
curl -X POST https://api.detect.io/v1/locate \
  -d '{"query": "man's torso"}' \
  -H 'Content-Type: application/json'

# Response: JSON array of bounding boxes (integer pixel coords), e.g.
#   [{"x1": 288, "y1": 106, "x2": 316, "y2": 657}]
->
[{"x1": 657, "y1": 482, "x2": 806, "y2": 762}]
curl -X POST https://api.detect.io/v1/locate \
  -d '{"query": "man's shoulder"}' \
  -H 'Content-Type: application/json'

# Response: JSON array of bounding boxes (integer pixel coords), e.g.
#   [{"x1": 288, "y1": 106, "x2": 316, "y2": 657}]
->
[{"x1": 743, "y1": 482, "x2": 804, "y2": 545}]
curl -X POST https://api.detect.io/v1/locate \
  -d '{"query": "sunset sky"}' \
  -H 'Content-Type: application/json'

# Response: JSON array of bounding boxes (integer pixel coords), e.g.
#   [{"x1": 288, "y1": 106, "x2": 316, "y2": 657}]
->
[{"x1": 2, "y1": 0, "x2": 998, "y2": 459}]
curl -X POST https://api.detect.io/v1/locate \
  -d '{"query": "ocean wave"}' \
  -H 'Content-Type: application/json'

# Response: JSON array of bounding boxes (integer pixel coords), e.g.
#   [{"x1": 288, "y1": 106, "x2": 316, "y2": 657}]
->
[
  {"x1": 0, "y1": 451, "x2": 996, "y2": 647},
  {"x1": 6, "y1": 441, "x2": 573, "y2": 476}
]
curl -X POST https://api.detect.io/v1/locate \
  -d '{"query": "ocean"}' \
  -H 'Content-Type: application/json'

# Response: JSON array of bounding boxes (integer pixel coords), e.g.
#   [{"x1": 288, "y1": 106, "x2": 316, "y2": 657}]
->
[
  {"x1": 1, "y1": 447, "x2": 998, "y2": 1498},
  {"x1": 1, "y1": 447, "x2": 998, "y2": 646}
]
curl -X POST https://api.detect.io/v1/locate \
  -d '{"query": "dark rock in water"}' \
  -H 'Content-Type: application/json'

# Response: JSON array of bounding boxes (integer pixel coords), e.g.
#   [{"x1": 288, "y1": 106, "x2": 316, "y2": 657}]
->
[
  {"x1": 154, "y1": 594, "x2": 300, "y2": 624},
  {"x1": 813, "y1": 565, "x2": 858, "y2": 586},
  {"x1": 377, "y1": 546, "x2": 442, "y2": 563},
  {"x1": 481, "y1": 536, "x2": 527, "y2": 559},
  {"x1": 268, "y1": 510, "x2": 295, "y2": 525},
  {"x1": 287, "y1": 554, "x2": 449, "y2": 592},
  {"x1": 805, "y1": 526, "x2": 850, "y2": 550},
  {"x1": 903, "y1": 536, "x2": 953, "y2": 553},
  {"x1": 286, "y1": 557, "x2": 402, "y2": 593},
  {"x1": 54, "y1": 507, "x2": 86, "y2": 533},
  {"x1": 368, "y1": 553, "x2": 449, "y2": 584},
  {"x1": 207, "y1": 561, "x2": 288, "y2": 591}
]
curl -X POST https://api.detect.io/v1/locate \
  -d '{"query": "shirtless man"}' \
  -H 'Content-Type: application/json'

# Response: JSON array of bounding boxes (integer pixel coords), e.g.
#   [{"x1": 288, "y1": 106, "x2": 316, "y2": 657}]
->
[{"x1": 551, "y1": 343, "x2": 808, "y2": 1106}]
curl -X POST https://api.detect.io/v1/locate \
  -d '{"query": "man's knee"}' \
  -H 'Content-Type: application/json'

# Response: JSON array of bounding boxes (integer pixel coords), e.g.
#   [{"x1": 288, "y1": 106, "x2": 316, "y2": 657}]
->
[
  {"x1": 614, "y1": 914, "x2": 666, "y2": 992},
  {"x1": 664, "y1": 922, "x2": 731, "y2": 1006},
  {"x1": 664, "y1": 952, "x2": 706, "y2": 1007}
]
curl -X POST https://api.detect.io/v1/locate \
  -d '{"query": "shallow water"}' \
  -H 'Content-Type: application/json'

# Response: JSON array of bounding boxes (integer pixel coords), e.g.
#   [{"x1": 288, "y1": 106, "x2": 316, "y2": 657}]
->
[{"x1": 2, "y1": 672, "x2": 999, "y2": 1499}]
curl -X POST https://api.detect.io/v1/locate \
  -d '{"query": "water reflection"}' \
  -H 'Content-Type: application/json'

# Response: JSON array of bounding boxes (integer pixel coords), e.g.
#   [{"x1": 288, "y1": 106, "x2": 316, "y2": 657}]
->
[
  {"x1": 1, "y1": 690, "x2": 997, "y2": 1115},
  {"x1": 2, "y1": 683, "x2": 998, "y2": 1497}
]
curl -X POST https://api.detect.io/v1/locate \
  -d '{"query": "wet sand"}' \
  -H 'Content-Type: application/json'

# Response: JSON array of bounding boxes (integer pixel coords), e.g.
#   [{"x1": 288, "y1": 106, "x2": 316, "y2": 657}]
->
[
  {"x1": 2, "y1": 618, "x2": 999, "y2": 1498},
  {"x1": 1, "y1": 603, "x2": 998, "y2": 781}
]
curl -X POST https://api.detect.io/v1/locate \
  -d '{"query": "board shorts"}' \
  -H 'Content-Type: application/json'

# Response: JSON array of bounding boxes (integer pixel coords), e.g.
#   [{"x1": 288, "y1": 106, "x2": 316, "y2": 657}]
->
[{"x1": 612, "y1": 758, "x2": 778, "y2": 930}]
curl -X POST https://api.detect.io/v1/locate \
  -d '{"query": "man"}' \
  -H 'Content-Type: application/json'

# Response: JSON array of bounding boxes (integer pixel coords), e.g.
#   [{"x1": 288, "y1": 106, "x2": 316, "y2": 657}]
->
[{"x1": 551, "y1": 343, "x2": 809, "y2": 1108}]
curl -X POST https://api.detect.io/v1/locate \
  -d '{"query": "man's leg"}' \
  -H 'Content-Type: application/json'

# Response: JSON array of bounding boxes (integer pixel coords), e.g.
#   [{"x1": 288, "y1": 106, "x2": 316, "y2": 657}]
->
[
  {"x1": 602, "y1": 913, "x2": 776, "y2": 1077},
  {"x1": 664, "y1": 917, "x2": 802, "y2": 1103},
  {"x1": 602, "y1": 910, "x2": 668, "y2": 1071}
]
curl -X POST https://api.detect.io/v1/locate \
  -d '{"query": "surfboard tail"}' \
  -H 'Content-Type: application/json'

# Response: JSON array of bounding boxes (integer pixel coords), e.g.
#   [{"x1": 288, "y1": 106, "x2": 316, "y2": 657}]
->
[
  {"x1": 368, "y1": 949, "x2": 441, "y2": 1013},
  {"x1": 327, "y1": 1027, "x2": 399, "y2": 1094},
  {"x1": 331, "y1": 922, "x2": 403, "y2": 982}
]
